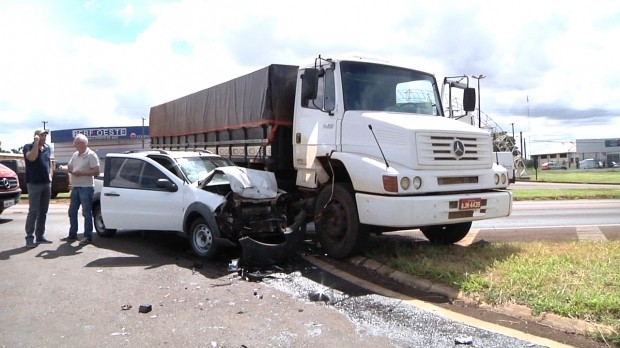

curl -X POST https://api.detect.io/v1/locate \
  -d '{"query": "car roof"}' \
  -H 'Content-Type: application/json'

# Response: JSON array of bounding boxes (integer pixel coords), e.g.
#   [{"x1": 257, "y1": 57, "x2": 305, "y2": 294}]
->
[{"x1": 115, "y1": 149, "x2": 222, "y2": 159}]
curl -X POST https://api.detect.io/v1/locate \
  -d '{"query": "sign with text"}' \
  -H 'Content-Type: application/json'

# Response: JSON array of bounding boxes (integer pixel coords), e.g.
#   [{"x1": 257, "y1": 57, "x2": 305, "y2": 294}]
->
[{"x1": 50, "y1": 126, "x2": 149, "y2": 143}]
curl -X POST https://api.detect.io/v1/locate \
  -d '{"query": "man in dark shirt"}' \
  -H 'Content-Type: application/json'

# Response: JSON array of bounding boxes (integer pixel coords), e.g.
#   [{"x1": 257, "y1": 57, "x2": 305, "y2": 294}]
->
[{"x1": 23, "y1": 129, "x2": 53, "y2": 248}]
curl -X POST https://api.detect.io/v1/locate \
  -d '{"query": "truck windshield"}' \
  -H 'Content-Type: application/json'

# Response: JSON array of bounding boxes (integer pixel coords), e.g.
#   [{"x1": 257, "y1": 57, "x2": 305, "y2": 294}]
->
[{"x1": 340, "y1": 61, "x2": 440, "y2": 115}]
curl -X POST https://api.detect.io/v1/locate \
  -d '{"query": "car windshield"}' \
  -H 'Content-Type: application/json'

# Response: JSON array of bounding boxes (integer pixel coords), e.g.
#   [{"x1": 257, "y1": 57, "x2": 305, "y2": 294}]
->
[{"x1": 176, "y1": 157, "x2": 233, "y2": 183}]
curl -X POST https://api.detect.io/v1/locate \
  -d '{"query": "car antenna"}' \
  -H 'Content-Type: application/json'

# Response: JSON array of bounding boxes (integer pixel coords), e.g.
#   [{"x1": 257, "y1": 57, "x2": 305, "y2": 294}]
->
[{"x1": 368, "y1": 125, "x2": 389, "y2": 169}]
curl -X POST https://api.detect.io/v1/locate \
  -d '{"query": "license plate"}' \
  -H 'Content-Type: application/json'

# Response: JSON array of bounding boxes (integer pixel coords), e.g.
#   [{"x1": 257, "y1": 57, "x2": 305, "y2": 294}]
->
[
  {"x1": 459, "y1": 198, "x2": 482, "y2": 210},
  {"x1": 3, "y1": 200, "x2": 14, "y2": 208}
]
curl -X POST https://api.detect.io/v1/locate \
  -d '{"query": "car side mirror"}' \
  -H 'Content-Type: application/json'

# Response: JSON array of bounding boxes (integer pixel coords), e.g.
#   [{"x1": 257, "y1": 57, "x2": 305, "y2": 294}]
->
[{"x1": 156, "y1": 178, "x2": 178, "y2": 192}]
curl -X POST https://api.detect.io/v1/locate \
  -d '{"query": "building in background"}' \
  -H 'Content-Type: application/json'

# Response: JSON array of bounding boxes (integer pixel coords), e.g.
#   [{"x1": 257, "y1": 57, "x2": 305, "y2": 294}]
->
[
  {"x1": 50, "y1": 126, "x2": 150, "y2": 165},
  {"x1": 531, "y1": 138, "x2": 620, "y2": 168}
]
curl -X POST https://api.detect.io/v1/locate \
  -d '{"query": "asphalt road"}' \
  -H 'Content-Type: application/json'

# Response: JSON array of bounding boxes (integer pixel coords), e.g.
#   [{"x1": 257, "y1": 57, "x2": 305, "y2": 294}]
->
[{"x1": 0, "y1": 200, "x2": 579, "y2": 348}]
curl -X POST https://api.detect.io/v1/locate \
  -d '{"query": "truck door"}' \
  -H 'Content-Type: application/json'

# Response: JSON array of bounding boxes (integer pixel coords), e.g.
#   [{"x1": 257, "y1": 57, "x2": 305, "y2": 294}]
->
[{"x1": 293, "y1": 68, "x2": 338, "y2": 175}]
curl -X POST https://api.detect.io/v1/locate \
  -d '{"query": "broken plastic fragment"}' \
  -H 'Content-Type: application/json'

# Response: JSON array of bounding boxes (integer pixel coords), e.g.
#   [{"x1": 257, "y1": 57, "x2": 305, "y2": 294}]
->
[
  {"x1": 228, "y1": 259, "x2": 239, "y2": 272},
  {"x1": 139, "y1": 304, "x2": 152, "y2": 313},
  {"x1": 454, "y1": 335, "x2": 473, "y2": 345}
]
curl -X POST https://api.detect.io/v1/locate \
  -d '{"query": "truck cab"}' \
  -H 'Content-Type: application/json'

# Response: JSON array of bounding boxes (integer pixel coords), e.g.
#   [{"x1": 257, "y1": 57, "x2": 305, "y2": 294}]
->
[{"x1": 292, "y1": 55, "x2": 512, "y2": 257}]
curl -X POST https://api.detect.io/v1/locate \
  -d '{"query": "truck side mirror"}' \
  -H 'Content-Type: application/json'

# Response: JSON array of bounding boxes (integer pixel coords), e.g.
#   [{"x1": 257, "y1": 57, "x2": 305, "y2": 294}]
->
[
  {"x1": 301, "y1": 69, "x2": 319, "y2": 101},
  {"x1": 463, "y1": 87, "x2": 476, "y2": 112}
]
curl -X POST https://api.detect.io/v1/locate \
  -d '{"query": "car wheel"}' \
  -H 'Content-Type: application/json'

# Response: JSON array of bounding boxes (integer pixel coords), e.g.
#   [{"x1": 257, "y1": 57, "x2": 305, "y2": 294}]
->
[
  {"x1": 189, "y1": 217, "x2": 219, "y2": 259},
  {"x1": 94, "y1": 204, "x2": 116, "y2": 237}
]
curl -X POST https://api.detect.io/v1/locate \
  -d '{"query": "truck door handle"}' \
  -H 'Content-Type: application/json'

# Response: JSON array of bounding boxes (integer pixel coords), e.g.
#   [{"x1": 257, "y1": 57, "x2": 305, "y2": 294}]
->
[{"x1": 104, "y1": 193, "x2": 120, "y2": 197}]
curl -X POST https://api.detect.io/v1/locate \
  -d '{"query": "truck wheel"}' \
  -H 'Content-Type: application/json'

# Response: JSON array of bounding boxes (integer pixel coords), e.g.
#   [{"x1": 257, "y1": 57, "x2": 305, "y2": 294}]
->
[
  {"x1": 93, "y1": 204, "x2": 116, "y2": 237},
  {"x1": 189, "y1": 217, "x2": 219, "y2": 259},
  {"x1": 420, "y1": 222, "x2": 472, "y2": 244},
  {"x1": 314, "y1": 183, "x2": 368, "y2": 259}
]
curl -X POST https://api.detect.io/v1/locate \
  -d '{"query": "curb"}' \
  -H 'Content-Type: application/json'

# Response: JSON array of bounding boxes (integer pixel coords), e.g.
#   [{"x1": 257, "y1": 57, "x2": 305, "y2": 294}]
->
[{"x1": 347, "y1": 256, "x2": 615, "y2": 337}]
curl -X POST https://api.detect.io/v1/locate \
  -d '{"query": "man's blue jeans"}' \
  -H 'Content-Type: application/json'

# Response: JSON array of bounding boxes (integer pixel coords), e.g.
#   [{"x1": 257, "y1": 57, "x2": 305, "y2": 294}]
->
[
  {"x1": 68, "y1": 186, "x2": 94, "y2": 241},
  {"x1": 25, "y1": 183, "x2": 51, "y2": 241}
]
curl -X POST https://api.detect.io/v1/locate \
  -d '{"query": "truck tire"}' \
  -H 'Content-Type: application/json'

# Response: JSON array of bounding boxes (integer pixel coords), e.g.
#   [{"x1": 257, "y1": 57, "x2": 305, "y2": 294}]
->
[
  {"x1": 93, "y1": 204, "x2": 117, "y2": 237},
  {"x1": 189, "y1": 217, "x2": 219, "y2": 259},
  {"x1": 420, "y1": 222, "x2": 472, "y2": 244},
  {"x1": 314, "y1": 183, "x2": 368, "y2": 259}
]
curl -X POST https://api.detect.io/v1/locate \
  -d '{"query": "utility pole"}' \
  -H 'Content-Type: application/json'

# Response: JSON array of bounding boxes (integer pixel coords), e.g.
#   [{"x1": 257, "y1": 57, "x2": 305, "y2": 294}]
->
[
  {"x1": 520, "y1": 131, "x2": 523, "y2": 160},
  {"x1": 141, "y1": 118, "x2": 146, "y2": 149},
  {"x1": 42, "y1": 121, "x2": 48, "y2": 130},
  {"x1": 471, "y1": 75, "x2": 486, "y2": 128}
]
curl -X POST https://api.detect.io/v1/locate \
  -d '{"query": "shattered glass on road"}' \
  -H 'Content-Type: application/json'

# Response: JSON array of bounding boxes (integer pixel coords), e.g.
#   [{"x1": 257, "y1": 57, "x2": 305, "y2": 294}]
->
[{"x1": 263, "y1": 271, "x2": 548, "y2": 348}]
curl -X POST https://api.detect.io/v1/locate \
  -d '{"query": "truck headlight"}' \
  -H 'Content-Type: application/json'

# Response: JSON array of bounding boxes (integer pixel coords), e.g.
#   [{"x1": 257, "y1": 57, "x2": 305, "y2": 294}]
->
[
  {"x1": 413, "y1": 176, "x2": 422, "y2": 189},
  {"x1": 494, "y1": 174, "x2": 500, "y2": 185},
  {"x1": 501, "y1": 173, "x2": 507, "y2": 184},
  {"x1": 400, "y1": 177, "x2": 410, "y2": 190}
]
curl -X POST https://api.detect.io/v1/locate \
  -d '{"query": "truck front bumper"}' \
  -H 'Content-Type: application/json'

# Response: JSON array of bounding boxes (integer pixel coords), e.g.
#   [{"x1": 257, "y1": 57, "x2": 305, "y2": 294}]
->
[{"x1": 356, "y1": 190, "x2": 512, "y2": 228}]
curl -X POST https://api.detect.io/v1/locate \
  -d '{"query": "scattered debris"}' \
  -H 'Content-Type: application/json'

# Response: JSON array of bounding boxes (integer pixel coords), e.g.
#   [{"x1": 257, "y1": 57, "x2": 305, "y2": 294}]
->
[
  {"x1": 121, "y1": 304, "x2": 132, "y2": 311},
  {"x1": 111, "y1": 327, "x2": 129, "y2": 336},
  {"x1": 454, "y1": 335, "x2": 473, "y2": 345},
  {"x1": 139, "y1": 304, "x2": 152, "y2": 313},
  {"x1": 228, "y1": 259, "x2": 239, "y2": 272},
  {"x1": 308, "y1": 291, "x2": 330, "y2": 302}
]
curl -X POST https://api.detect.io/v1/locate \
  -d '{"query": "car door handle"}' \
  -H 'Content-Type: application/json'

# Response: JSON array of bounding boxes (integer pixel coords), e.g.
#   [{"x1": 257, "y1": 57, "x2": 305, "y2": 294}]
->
[{"x1": 104, "y1": 193, "x2": 120, "y2": 197}]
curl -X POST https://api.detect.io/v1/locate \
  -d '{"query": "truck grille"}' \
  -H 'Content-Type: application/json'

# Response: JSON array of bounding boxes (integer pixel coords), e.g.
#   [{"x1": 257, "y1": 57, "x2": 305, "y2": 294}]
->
[{"x1": 416, "y1": 133, "x2": 492, "y2": 166}]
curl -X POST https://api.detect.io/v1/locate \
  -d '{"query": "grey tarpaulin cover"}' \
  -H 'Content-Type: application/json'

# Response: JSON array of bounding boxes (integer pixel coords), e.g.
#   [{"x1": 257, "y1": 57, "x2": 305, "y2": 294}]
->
[{"x1": 149, "y1": 64, "x2": 299, "y2": 138}]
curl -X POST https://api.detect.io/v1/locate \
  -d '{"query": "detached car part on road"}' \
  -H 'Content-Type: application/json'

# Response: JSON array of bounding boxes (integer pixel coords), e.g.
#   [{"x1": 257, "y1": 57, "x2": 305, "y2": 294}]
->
[{"x1": 93, "y1": 150, "x2": 304, "y2": 265}]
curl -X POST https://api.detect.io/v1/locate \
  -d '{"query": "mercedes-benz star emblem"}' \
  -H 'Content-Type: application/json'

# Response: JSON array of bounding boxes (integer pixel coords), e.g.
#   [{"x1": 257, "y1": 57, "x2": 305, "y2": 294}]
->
[
  {"x1": 452, "y1": 139, "x2": 465, "y2": 159},
  {"x1": 0, "y1": 178, "x2": 9, "y2": 189}
]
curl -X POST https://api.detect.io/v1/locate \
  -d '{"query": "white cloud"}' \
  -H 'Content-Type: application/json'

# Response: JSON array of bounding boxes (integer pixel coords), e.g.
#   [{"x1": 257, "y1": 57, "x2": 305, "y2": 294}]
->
[{"x1": 0, "y1": 0, "x2": 619, "y2": 155}]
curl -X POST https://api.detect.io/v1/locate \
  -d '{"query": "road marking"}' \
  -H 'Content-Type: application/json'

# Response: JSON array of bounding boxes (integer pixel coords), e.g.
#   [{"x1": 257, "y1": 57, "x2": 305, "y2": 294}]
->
[
  {"x1": 576, "y1": 226, "x2": 607, "y2": 241},
  {"x1": 456, "y1": 228, "x2": 479, "y2": 246},
  {"x1": 302, "y1": 254, "x2": 573, "y2": 348}
]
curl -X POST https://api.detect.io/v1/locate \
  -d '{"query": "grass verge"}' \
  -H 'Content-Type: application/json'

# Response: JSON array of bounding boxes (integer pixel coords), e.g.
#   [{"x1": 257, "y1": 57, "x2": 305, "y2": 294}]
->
[
  {"x1": 364, "y1": 239, "x2": 620, "y2": 345},
  {"x1": 512, "y1": 189, "x2": 620, "y2": 200},
  {"x1": 525, "y1": 170, "x2": 620, "y2": 184}
]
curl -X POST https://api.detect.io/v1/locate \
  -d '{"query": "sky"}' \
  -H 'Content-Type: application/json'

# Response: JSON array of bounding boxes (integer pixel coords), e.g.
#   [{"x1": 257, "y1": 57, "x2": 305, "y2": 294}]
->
[{"x1": 1, "y1": 0, "x2": 619, "y2": 156}]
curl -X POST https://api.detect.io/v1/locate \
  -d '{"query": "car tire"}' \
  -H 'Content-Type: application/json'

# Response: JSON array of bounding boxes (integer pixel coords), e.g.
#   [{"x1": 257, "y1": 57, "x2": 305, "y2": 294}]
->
[
  {"x1": 93, "y1": 203, "x2": 117, "y2": 237},
  {"x1": 189, "y1": 217, "x2": 219, "y2": 259}
]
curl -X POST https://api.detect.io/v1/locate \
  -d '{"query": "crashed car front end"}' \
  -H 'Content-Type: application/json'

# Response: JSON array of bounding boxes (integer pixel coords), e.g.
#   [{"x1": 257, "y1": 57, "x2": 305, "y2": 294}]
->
[{"x1": 199, "y1": 166, "x2": 305, "y2": 265}]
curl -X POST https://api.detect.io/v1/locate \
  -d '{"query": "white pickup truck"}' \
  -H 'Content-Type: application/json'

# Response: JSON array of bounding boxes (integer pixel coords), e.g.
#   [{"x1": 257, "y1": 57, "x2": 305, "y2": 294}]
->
[{"x1": 92, "y1": 150, "x2": 305, "y2": 265}]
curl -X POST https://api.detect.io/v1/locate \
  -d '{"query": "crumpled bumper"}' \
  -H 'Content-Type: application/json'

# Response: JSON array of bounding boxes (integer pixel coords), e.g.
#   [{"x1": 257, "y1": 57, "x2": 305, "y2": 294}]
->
[{"x1": 239, "y1": 211, "x2": 306, "y2": 266}]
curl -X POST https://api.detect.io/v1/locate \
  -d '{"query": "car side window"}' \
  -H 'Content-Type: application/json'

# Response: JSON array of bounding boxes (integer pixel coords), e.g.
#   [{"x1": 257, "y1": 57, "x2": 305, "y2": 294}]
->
[
  {"x1": 139, "y1": 162, "x2": 169, "y2": 190},
  {"x1": 110, "y1": 158, "x2": 142, "y2": 189}
]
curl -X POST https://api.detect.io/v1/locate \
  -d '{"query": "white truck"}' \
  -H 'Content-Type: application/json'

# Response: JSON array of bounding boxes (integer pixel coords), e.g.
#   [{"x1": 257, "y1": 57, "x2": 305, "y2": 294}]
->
[
  {"x1": 149, "y1": 54, "x2": 512, "y2": 259},
  {"x1": 493, "y1": 152, "x2": 516, "y2": 184}
]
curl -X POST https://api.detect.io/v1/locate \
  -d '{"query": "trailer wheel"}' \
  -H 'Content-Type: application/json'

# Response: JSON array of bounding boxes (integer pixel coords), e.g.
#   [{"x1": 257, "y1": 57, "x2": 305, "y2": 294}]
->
[
  {"x1": 420, "y1": 222, "x2": 472, "y2": 244},
  {"x1": 314, "y1": 183, "x2": 368, "y2": 259},
  {"x1": 94, "y1": 204, "x2": 117, "y2": 237},
  {"x1": 189, "y1": 217, "x2": 219, "y2": 259}
]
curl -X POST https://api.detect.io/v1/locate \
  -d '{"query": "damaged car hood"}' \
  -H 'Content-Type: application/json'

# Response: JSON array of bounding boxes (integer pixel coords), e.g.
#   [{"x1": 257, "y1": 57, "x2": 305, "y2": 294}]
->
[{"x1": 201, "y1": 166, "x2": 280, "y2": 199}]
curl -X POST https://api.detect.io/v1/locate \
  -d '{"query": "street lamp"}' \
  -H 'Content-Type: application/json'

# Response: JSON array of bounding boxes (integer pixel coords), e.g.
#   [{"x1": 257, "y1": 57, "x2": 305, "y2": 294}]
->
[{"x1": 471, "y1": 75, "x2": 486, "y2": 128}]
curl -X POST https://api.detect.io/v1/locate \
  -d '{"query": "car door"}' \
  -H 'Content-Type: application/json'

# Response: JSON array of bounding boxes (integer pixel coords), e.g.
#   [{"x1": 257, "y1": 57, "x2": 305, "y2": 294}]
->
[{"x1": 101, "y1": 157, "x2": 185, "y2": 232}]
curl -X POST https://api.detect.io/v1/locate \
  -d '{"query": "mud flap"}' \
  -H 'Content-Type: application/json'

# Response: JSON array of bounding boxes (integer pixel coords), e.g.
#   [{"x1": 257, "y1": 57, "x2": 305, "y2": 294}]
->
[{"x1": 239, "y1": 211, "x2": 306, "y2": 266}]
